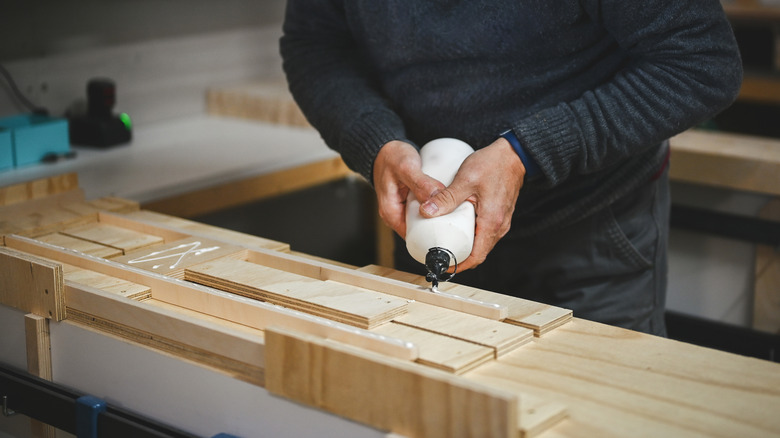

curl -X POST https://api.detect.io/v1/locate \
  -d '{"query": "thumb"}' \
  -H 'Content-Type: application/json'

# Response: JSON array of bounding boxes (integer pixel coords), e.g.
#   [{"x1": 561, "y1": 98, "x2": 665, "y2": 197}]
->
[{"x1": 420, "y1": 184, "x2": 467, "y2": 218}]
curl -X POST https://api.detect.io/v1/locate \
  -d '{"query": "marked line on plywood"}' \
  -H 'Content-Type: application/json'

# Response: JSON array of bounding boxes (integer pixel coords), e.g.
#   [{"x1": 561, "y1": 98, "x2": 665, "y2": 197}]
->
[
  {"x1": 359, "y1": 265, "x2": 572, "y2": 336},
  {"x1": 36, "y1": 232, "x2": 124, "y2": 258},
  {"x1": 112, "y1": 237, "x2": 245, "y2": 279},
  {"x1": 373, "y1": 322, "x2": 493, "y2": 374},
  {"x1": 186, "y1": 258, "x2": 408, "y2": 329},
  {"x1": 395, "y1": 302, "x2": 533, "y2": 358},
  {"x1": 61, "y1": 223, "x2": 164, "y2": 254}
]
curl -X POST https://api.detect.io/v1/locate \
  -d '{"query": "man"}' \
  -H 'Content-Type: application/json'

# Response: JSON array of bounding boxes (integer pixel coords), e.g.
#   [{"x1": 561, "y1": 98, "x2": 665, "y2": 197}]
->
[{"x1": 279, "y1": 1, "x2": 742, "y2": 335}]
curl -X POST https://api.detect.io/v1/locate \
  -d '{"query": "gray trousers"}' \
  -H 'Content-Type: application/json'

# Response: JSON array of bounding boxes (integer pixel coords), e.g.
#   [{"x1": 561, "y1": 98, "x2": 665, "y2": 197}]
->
[{"x1": 395, "y1": 169, "x2": 670, "y2": 336}]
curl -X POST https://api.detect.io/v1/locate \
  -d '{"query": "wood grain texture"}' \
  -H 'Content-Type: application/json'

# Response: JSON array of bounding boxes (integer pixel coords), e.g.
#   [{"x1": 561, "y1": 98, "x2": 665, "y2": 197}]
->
[
  {"x1": 206, "y1": 79, "x2": 310, "y2": 127},
  {"x1": 186, "y1": 258, "x2": 408, "y2": 329},
  {"x1": 63, "y1": 264, "x2": 151, "y2": 301},
  {"x1": 61, "y1": 223, "x2": 164, "y2": 254},
  {"x1": 24, "y1": 313, "x2": 56, "y2": 438},
  {"x1": 373, "y1": 322, "x2": 494, "y2": 374},
  {"x1": 113, "y1": 236, "x2": 245, "y2": 279},
  {"x1": 0, "y1": 173, "x2": 79, "y2": 207},
  {"x1": 36, "y1": 232, "x2": 123, "y2": 258},
  {"x1": 0, "y1": 246, "x2": 64, "y2": 320},
  {"x1": 265, "y1": 326, "x2": 519, "y2": 438},
  {"x1": 5, "y1": 235, "x2": 418, "y2": 362},
  {"x1": 395, "y1": 302, "x2": 533, "y2": 358},
  {"x1": 753, "y1": 197, "x2": 780, "y2": 334},
  {"x1": 111, "y1": 209, "x2": 290, "y2": 252},
  {"x1": 466, "y1": 318, "x2": 780, "y2": 438},
  {"x1": 669, "y1": 129, "x2": 780, "y2": 196},
  {"x1": 360, "y1": 265, "x2": 571, "y2": 336}
]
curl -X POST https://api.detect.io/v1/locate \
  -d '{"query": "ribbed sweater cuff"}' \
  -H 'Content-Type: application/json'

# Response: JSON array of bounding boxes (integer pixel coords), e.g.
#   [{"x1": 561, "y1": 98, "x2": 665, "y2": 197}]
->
[
  {"x1": 514, "y1": 105, "x2": 581, "y2": 186},
  {"x1": 340, "y1": 110, "x2": 410, "y2": 183}
]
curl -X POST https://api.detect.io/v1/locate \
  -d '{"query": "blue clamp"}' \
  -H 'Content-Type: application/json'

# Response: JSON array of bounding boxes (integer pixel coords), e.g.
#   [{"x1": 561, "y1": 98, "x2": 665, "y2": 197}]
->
[{"x1": 76, "y1": 395, "x2": 107, "y2": 438}]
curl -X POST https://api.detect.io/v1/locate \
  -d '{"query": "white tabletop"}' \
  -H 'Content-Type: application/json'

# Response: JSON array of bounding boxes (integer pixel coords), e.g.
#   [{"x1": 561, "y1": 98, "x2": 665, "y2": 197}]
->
[{"x1": 0, "y1": 115, "x2": 336, "y2": 203}]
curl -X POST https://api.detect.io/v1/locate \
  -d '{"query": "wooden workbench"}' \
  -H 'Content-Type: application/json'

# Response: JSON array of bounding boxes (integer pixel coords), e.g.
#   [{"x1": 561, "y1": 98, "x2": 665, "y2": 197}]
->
[{"x1": 1, "y1": 174, "x2": 779, "y2": 438}]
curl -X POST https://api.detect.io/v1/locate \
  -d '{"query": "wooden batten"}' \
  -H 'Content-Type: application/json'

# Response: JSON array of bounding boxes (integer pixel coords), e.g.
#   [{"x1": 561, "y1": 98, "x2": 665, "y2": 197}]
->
[
  {"x1": 4, "y1": 234, "x2": 419, "y2": 362},
  {"x1": 264, "y1": 326, "x2": 519, "y2": 438},
  {"x1": 0, "y1": 246, "x2": 65, "y2": 320}
]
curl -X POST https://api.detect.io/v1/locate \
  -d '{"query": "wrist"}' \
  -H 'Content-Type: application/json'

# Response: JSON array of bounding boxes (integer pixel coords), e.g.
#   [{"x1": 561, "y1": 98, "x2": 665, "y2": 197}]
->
[{"x1": 500, "y1": 130, "x2": 540, "y2": 180}]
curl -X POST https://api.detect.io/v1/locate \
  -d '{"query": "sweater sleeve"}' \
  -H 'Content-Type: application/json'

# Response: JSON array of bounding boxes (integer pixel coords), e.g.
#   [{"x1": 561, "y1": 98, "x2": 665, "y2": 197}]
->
[
  {"x1": 279, "y1": 0, "x2": 410, "y2": 183},
  {"x1": 513, "y1": 0, "x2": 742, "y2": 187}
]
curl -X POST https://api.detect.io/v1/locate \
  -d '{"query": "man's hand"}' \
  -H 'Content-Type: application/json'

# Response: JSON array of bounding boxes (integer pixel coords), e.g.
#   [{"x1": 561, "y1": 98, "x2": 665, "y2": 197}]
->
[
  {"x1": 373, "y1": 140, "x2": 446, "y2": 238},
  {"x1": 420, "y1": 138, "x2": 526, "y2": 271}
]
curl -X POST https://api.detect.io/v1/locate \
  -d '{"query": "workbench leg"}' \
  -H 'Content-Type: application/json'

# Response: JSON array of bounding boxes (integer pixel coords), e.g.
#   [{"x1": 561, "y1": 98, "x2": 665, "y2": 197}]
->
[
  {"x1": 25, "y1": 313, "x2": 56, "y2": 438},
  {"x1": 753, "y1": 198, "x2": 780, "y2": 334}
]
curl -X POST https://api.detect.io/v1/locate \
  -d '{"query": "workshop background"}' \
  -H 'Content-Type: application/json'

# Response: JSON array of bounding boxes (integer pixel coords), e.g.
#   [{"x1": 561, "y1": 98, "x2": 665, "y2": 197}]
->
[{"x1": 0, "y1": 3, "x2": 779, "y2": 436}]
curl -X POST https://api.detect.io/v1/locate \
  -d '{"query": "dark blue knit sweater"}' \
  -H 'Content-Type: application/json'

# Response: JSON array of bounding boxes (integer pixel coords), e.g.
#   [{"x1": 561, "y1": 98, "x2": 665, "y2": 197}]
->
[{"x1": 280, "y1": 0, "x2": 742, "y2": 234}]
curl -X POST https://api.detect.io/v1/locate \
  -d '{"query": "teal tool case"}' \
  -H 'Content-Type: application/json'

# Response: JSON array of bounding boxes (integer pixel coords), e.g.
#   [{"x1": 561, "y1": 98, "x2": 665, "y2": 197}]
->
[{"x1": 0, "y1": 114, "x2": 70, "y2": 170}]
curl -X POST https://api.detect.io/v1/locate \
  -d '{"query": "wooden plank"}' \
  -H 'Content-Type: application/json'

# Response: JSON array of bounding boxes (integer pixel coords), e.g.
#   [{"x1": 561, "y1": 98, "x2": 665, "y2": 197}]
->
[
  {"x1": 113, "y1": 236, "x2": 245, "y2": 279},
  {"x1": 360, "y1": 265, "x2": 571, "y2": 336},
  {"x1": 61, "y1": 223, "x2": 164, "y2": 254},
  {"x1": 186, "y1": 258, "x2": 409, "y2": 329},
  {"x1": 264, "y1": 326, "x2": 519, "y2": 438},
  {"x1": 65, "y1": 281, "x2": 266, "y2": 385},
  {"x1": 96, "y1": 210, "x2": 506, "y2": 320},
  {"x1": 395, "y1": 302, "x2": 533, "y2": 358},
  {"x1": 141, "y1": 157, "x2": 353, "y2": 218},
  {"x1": 116, "y1": 209, "x2": 290, "y2": 252},
  {"x1": 753, "y1": 197, "x2": 780, "y2": 334},
  {"x1": 36, "y1": 232, "x2": 124, "y2": 258},
  {"x1": 24, "y1": 313, "x2": 56, "y2": 438},
  {"x1": 63, "y1": 264, "x2": 151, "y2": 301},
  {"x1": 206, "y1": 79, "x2": 311, "y2": 127},
  {"x1": 0, "y1": 173, "x2": 79, "y2": 207},
  {"x1": 96, "y1": 211, "x2": 189, "y2": 243},
  {"x1": 0, "y1": 246, "x2": 65, "y2": 320},
  {"x1": 4, "y1": 235, "x2": 418, "y2": 362},
  {"x1": 669, "y1": 129, "x2": 780, "y2": 196},
  {"x1": 0, "y1": 202, "x2": 97, "y2": 238},
  {"x1": 373, "y1": 322, "x2": 494, "y2": 374}
]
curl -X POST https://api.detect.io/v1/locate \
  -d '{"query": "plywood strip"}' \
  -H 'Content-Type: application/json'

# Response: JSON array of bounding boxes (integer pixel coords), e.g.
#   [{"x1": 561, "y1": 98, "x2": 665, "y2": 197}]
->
[
  {"x1": 0, "y1": 246, "x2": 65, "y2": 320},
  {"x1": 5, "y1": 235, "x2": 418, "y2": 362},
  {"x1": 395, "y1": 302, "x2": 533, "y2": 358},
  {"x1": 97, "y1": 211, "x2": 508, "y2": 320},
  {"x1": 373, "y1": 322, "x2": 493, "y2": 374},
  {"x1": 65, "y1": 282, "x2": 265, "y2": 385},
  {"x1": 265, "y1": 326, "x2": 519, "y2": 438},
  {"x1": 113, "y1": 236, "x2": 245, "y2": 279},
  {"x1": 753, "y1": 198, "x2": 780, "y2": 334},
  {"x1": 116, "y1": 210, "x2": 290, "y2": 252},
  {"x1": 24, "y1": 313, "x2": 56, "y2": 438},
  {"x1": 186, "y1": 258, "x2": 408, "y2": 329},
  {"x1": 360, "y1": 265, "x2": 571, "y2": 336},
  {"x1": 61, "y1": 223, "x2": 164, "y2": 254},
  {"x1": 63, "y1": 264, "x2": 151, "y2": 301},
  {"x1": 36, "y1": 232, "x2": 123, "y2": 258}
]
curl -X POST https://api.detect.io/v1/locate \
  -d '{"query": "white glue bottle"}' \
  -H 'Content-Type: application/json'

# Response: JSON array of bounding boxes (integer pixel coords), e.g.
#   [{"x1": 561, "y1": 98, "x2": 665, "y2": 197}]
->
[{"x1": 405, "y1": 138, "x2": 475, "y2": 291}]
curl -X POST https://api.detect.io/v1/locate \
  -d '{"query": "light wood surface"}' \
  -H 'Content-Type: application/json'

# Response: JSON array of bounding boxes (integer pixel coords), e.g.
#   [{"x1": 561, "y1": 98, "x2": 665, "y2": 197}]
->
[
  {"x1": 36, "y1": 232, "x2": 123, "y2": 258},
  {"x1": 264, "y1": 326, "x2": 520, "y2": 438},
  {"x1": 753, "y1": 198, "x2": 780, "y2": 333},
  {"x1": 0, "y1": 173, "x2": 79, "y2": 207},
  {"x1": 24, "y1": 313, "x2": 56, "y2": 438},
  {"x1": 207, "y1": 80, "x2": 310, "y2": 127},
  {"x1": 61, "y1": 223, "x2": 164, "y2": 255},
  {"x1": 0, "y1": 246, "x2": 64, "y2": 320},
  {"x1": 669, "y1": 129, "x2": 780, "y2": 196}
]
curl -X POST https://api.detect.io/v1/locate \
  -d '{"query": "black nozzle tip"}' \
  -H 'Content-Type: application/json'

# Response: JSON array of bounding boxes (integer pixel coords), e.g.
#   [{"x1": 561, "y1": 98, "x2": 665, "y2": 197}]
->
[{"x1": 425, "y1": 247, "x2": 452, "y2": 288}]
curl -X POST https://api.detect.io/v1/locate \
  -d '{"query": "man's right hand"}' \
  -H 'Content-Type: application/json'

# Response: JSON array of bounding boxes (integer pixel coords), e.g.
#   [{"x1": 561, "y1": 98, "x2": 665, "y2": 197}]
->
[{"x1": 372, "y1": 140, "x2": 445, "y2": 238}]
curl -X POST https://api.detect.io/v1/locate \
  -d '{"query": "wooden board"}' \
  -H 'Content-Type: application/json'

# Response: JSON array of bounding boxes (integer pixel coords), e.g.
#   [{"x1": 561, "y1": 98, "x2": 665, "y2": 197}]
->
[
  {"x1": 63, "y1": 264, "x2": 151, "y2": 301},
  {"x1": 24, "y1": 313, "x2": 56, "y2": 438},
  {"x1": 395, "y1": 302, "x2": 533, "y2": 358},
  {"x1": 753, "y1": 197, "x2": 780, "y2": 334},
  {"x1": 360, "y1": 265, "x2": 571, "y2": 336},
  {"x1": 0, "y1": 246, "x2": 65, "y2": 320},
  {"x1": 264, "y1": 326, "x2": 519, "y2": 438},
  {"x1": 5, "y1": 234, "x2": 418, "y2": 362},
  {"x1": 186, "y1": 258, "x2": 408, "y2": 329},
  {"x1": 61, "y1": 222, "x2": 164, "y2": 254},
  {"x1": 36, "y1": 232, "x2": 123, "y2": 258},
  {"x1": 669, "y1": 129, "x2": 780, "y2": 196},
  {"x1": 113, "y1": 236, "x2": 245, "y2": 279},
  {"x1": 373, "y1": 322, "x2": 494, "y2": 374},
  {"x1": 206, "y1": 79, "x2": 310, "y2": 127},
  {"x1": 0, "y1": 173, "x2": 80, "y2": 207}
]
